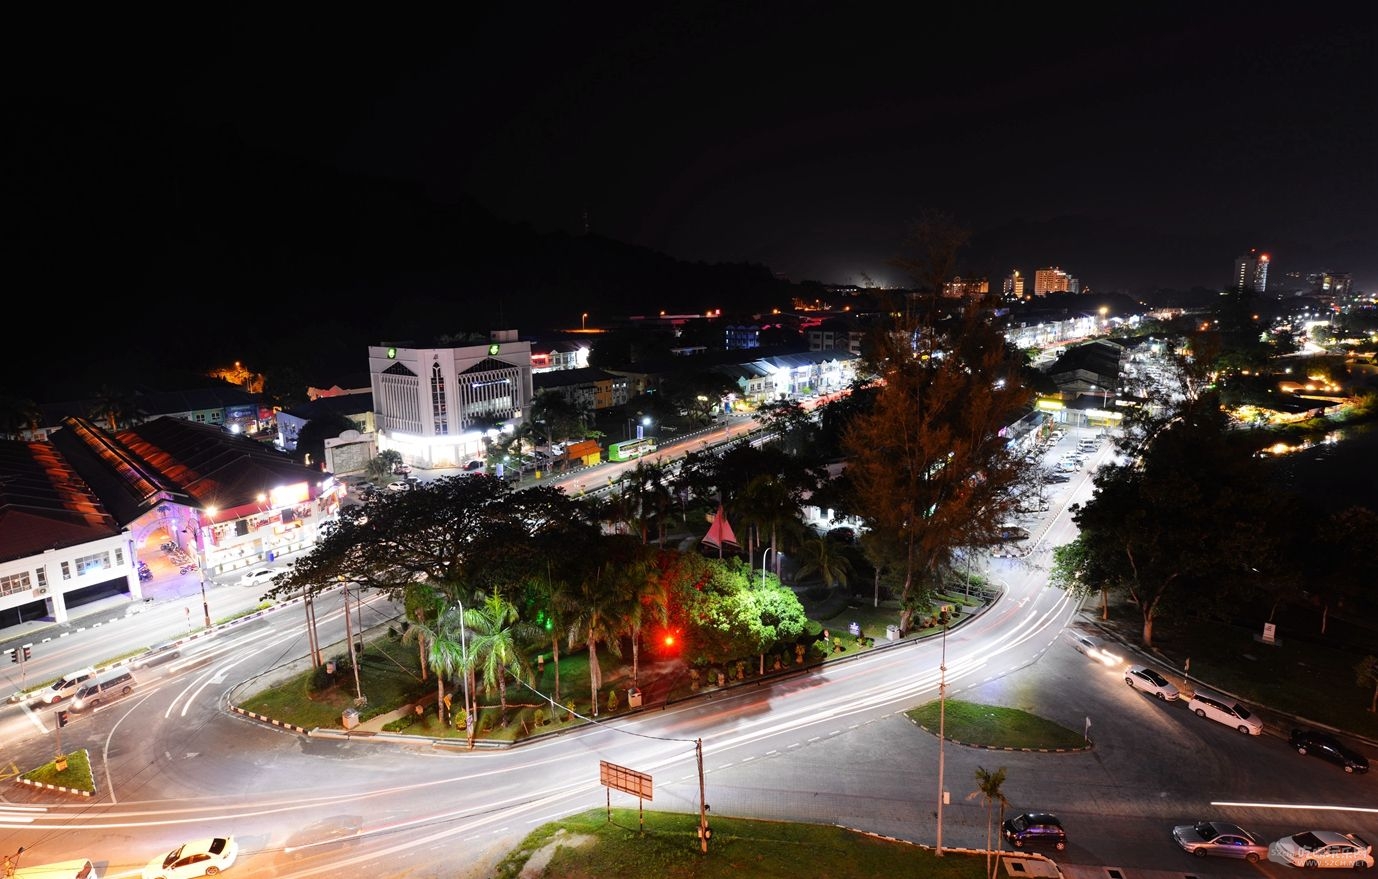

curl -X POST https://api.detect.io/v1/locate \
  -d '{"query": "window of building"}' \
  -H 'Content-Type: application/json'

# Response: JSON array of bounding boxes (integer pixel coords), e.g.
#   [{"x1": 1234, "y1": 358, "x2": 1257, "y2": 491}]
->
[
  {"x1": 36, "y1": 569, "x2": 47, "y2": 589},
  {"x1": 431, "y1": 363, "x2": 449, "y2": 436},
  {"x1": 0, "y1": 571, "x2": 32, "y2": 597},
  {"x1": 114, "y1": 546, "x2": 124, "y2": 566},
  {"x1": 74, "y1": 551, "x2": 111, "y2": 576},
  {"x1": 61, "y1": 561, "x2": 72, "y2": 580}
]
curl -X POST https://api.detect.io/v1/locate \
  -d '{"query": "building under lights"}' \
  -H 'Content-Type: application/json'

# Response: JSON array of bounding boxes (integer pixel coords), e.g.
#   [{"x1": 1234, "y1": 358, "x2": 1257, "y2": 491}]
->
[
  {"x1": 1233, "y1": 248, "x2": 1270, "y2": 293},
  {"x1": 369, "y1": 330, "x2": 534, "y2": 470},
  {"x1": 0, "y1": 415, "x2": 341, "y2": 628}
]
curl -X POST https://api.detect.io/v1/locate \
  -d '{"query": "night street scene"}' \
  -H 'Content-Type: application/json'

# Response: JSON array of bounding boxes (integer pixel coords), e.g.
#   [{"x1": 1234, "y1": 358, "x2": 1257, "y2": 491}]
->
[{"x1": 2, "y1": 5, "x2": 1376, "y2": 879}]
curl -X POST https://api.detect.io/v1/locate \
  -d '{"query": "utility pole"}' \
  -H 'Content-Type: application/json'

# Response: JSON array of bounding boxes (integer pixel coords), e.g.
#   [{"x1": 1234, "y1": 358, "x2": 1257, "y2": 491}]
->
[
  {"x1": 935, "y1": 623, "x2": 948, "y2": 856},
  {"x1": 341, "y1": 581, "x2": 363, "y2": 704},
  {"x1": 696, "y1": 738, "x2": 710, "y2": 854}
]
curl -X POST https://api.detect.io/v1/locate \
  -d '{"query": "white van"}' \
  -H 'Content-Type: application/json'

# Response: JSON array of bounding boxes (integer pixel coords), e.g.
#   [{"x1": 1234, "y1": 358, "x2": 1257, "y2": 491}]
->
[
  {"x1": 33, "y1": 667, "x2": 98, "y2": 705},
  {"x1": 13, "y1": 859, "x2": 100, "y2": 879},
  {"x1": 71, "y1": 668, "x2": 137, "y2": 711},
  {"x1": 1188, "y1": 691, "x2": 1263, "y2": 735}
]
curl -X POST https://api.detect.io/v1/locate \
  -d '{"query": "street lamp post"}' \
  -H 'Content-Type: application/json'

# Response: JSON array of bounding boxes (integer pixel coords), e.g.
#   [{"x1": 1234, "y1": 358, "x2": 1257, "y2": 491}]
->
[
  {"x1": 581, "y1": 312, "x2": 588, "y2": 330},
  {"x1": 761, "y1": 547, "x2": 777, "y2": 588},
  {"x1": 457, "y1": 598, "x2": 473, "y2": 747}
]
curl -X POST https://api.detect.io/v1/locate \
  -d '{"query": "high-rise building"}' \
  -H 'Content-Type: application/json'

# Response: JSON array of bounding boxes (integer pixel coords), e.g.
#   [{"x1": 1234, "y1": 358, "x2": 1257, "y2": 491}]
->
[
  {"x1": 1233, "y1": 249, "x2": 1270, "y2": 293},
  {"x1": 1034, "y1": 267, "x2": 1073, "y2": 296},
  {"x1": 1003, "y1": 270, "x2": 1025, "y2": 300}
]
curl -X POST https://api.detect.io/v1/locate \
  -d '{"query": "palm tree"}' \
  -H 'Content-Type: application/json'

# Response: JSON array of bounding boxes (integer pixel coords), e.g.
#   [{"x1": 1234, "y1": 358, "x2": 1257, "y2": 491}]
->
[
  {"x1": 738, "y1": 473, "x2": 804, "y2": 580},
  {"x1": 462, "y1": 592, "x2": 539, "y2": 724},
  {"x1": 611, "y1": 544, "x2": 667, "y2": 686},
  {"x1": 401, "y1": 596, "x2": 467, "y2": 726},
  {"x1": 967, "y1": 765, "x2": 1009, "y2": 879},
  {"x1": 0, "y1": 394, "x2": 42, "y2": 440},
  {"x1": 792, "y1": 534, "x2": 854, "y2": 588},
  {"x1": 565, "y1": 554, "x2": 626, "y2": 717}
]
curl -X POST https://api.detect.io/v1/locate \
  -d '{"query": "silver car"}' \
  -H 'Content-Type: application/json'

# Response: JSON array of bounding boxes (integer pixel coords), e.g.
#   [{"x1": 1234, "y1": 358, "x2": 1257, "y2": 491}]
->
[
  {"x1": 1172, "y1": 820, "x2": 1267, "y2": 862},
  {"x1": 1269, "y1": 830, "x2": 1374, "y2": 869}
]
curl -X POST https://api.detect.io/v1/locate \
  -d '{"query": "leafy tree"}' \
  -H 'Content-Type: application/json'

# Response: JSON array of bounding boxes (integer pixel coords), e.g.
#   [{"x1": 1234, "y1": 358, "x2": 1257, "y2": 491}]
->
[
  {"x1": 756, "y1": 398, "x2": 819, "y2": 457},
  {"x1": 89, "y1": 384, "x2": 139, "y2": 430},
  {"x1": 1048, "y1": 537, "x2": 1111, "y2": 620},
  {"x1": 1309, "y1": 506, "x2": 1378, "y2": 634},
  {"x1": 531, "y1": 390, "x2": 586, "y2": 444},
  {"x1": 1071, "y1": 393, "x2": 1280, "y2": 646},
  {"x1": 967, "y1": 765, "x2": 1009, "y2": 878},
  {"x1": 842, "y1": 292, "x2": 1034, "y2": 631}
]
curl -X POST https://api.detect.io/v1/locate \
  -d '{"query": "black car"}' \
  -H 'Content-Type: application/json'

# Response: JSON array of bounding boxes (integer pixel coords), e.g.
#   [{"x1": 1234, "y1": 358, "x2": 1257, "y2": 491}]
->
[
  {"x1": 1003, "y1": 811, "x2": 1067, "y2": 850},
  {"x1": 1289, "y1": 728, "x2": 1370, "y2": 774}
]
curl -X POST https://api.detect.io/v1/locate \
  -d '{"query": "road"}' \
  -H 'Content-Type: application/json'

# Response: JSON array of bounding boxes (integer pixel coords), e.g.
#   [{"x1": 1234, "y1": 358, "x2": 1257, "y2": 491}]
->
[{"x1": 1, "y1": 424, "x2": 1374, "y2": 878}]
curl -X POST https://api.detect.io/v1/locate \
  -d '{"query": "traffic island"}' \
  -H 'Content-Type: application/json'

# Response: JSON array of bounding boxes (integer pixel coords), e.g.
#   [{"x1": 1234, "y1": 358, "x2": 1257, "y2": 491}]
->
[{"x1": 11, "y1": 748, "x2": 96, "y2": 797}]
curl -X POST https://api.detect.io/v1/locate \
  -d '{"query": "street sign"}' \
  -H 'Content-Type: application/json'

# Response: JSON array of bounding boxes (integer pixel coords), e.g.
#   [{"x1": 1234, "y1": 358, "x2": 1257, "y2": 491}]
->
[{"x1": 599, "y1": 760, "x2": 652, "y2": 800}]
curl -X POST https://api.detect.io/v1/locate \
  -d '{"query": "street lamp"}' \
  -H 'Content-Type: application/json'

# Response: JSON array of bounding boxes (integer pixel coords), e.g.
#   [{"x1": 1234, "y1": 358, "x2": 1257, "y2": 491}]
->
[
  {"x1": 581, "y1": 312, "x2": 588, "y2": 330},
  {"x1": 762, "y1": 548, "x2": 783, "y2": 588}
]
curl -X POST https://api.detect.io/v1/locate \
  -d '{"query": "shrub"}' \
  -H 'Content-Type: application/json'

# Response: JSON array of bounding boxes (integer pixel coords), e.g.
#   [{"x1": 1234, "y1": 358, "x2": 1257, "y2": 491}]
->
[{"x1": 607, "y1": 689, "x2": 620, "y2": 712}]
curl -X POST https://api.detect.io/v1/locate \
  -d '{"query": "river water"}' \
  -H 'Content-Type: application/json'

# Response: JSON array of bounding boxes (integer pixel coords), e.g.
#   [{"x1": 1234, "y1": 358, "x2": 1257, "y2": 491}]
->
[{"x1": 1261, "y1": 419, "x2": 1378, "y2": 512}]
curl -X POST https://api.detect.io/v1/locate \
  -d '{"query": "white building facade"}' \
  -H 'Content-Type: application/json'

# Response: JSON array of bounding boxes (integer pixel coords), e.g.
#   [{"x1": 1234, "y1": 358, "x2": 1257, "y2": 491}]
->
[{"x1": 369, "y1": 331, "x2": 534, "y2": 470}]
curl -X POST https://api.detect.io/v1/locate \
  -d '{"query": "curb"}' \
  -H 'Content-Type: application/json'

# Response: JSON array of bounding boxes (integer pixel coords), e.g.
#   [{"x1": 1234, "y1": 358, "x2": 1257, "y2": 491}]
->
[
  {"x1": 835, "y1": 825, "x2": 1063, "y2": 873},
  {"x1": 13, "y1": 777, "x2": 93, "y2": 798},
  {"x1": 910, "y1": 719, "x2": 1093, "y2": 753},
  {"x1": 230, "y1": 705, "x2": 310, "y2": 735}
]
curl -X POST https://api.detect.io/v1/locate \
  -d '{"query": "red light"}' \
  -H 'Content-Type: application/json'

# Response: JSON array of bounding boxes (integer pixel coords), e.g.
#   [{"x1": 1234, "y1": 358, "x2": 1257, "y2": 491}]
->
[{"x1": 664, "y1": 634, "x2": 676, "y2": 647}]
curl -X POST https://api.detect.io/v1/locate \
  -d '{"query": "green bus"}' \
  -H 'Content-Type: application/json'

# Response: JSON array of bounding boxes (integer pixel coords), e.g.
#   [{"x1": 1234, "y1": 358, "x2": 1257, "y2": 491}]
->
[{"x1": 608, "y1": 437, "x2": 657, "y2": 462}]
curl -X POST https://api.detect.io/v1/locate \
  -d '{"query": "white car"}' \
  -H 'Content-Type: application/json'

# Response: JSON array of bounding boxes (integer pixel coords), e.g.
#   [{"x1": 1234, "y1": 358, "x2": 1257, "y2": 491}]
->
[
  {"x1": 239, "y1": 569, "x2": 279, "y2": 589},
  {"x1": 1189, "y1": 691, "x2": 1264, "y2": 735},
  {"x1": 1269, "y1": 830, "x2": 1373, "y2": 870},
  {"x1": 1070, "y1": 633, "x2": 1122, "y2": 667},
  {"x1": 143, "y1": 837, "x2": 239, "y2": 879},
  {"x1": 385, "y1": 480, "x2": 410, "y2": 492},
  {"x1": 1124, "y1": 664, "x2": 1179, "y2": 701}
]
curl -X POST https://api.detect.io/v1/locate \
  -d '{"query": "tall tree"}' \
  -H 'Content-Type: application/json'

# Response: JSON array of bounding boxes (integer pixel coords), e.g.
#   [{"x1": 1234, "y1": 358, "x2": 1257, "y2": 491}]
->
[
  {"x1": 565, "y1": 539, "x2": 628, "y2": 717},
  {"x1": 842, "y1": 214, "x2": 1034, "y2": 633}
]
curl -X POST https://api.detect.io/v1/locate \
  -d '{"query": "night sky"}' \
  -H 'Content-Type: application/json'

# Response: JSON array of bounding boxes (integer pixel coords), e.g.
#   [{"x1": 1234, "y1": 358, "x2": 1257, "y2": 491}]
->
[{"x1": 7, "y1": 5, "x2": 1376, "y2": 305}]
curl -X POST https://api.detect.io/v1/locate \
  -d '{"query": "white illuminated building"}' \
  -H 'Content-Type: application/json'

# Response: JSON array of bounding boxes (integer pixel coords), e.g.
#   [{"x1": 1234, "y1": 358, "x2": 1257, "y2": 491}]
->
[{"x1": 369, "y1": 330, "x2": 534, "y2": 470}]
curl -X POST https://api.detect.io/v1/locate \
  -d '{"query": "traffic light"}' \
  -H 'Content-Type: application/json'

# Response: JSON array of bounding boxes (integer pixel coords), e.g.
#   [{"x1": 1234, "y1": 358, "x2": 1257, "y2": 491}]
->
[
  {"x1": 6, "y1": 648, "x2": 15, "y2": 664},
  {"x1": 57, "y1": 710, "x2": 69, "y2": 728},
  {"x1": 22, "y1": 645, "x2": 32, "y2": 661}
]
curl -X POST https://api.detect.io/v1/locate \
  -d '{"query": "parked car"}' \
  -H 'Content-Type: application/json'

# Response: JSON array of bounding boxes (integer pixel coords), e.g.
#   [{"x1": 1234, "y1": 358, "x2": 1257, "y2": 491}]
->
[
  {"x1": 1288, "y1": 728, "x2": 1370, "y2": 774},
  {"x1": 1172, "y1": 820, "x2": 1267, "y2": 862},
  {"x1": 1188, "y1": 691, "x2": 1263, "y2": 735},
  {"x1": 385, "y1": 480, "x2": 410, "y2": 492},
  {"x1": 142, "y1": 837, "x2": 239, "y2": 879},
  {"x1": 1043, "y1": 471, "x2": 1070, "y2": 484},
  {"x1": 391, "y1": 463, "x2": 412, "y2": 475},
  {"x1": 1002, "y1": 811, "x2": 1067, "y2": 850},
  {"x1": 1268, "y1": 830, "x2": 1373, "y2": 870},
  {"x1": 463, "y1": 459, "x2": 484, "y2": 472},
  {"x1": 1070, "y1": 633, "x2": 1122, "y2": 667},
  {"x1": 1124, "y1": 665, "x2": 1180, "y2": 701}
]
